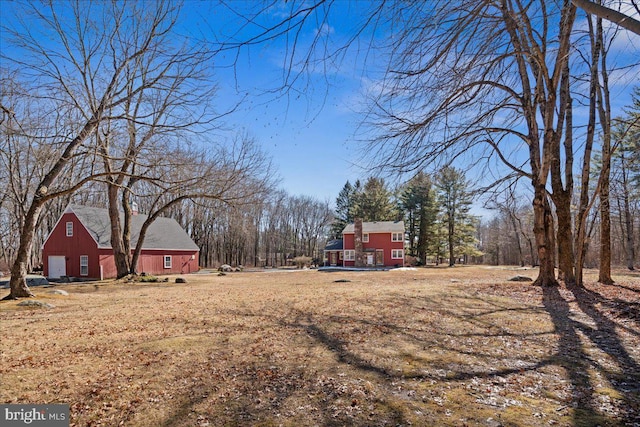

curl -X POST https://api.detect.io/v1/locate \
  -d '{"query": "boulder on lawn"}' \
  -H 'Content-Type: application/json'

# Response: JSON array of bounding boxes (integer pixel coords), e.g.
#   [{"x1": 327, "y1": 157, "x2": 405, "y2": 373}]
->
[
  {"x1": 509, "y1": 275, "x2": 533, "y2": 282},
  {"x1": 17, "y1": 300, "x2": 55, "y2": 309},
  {"x1": 175, "y1": 277, "x2": 187, "y2": 284},
  {"x1": 26, "y1": 275, "x2": 50, "y2": 287},
  {"x1": 219, "y1": 264, "x2": 233, "y2": 272}
]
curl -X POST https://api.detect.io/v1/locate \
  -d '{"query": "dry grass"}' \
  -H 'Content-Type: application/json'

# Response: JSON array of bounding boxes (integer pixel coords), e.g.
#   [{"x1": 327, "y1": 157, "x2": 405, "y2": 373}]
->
[{"x1": 1, "y1": 266, "x2": 639, "y2": 426}]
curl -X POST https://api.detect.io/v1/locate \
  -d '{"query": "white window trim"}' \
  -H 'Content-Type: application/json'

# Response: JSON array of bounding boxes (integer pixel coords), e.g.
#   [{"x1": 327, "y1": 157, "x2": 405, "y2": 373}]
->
[
  {"x1": 391, "y1": 249, "x2": 404, "y2": 259},
  {"x1": 392, "y1": 232, "x2": 403, "y2": 242},
  {"x1": 362, "y1": 233, "x2": 369, "y2": 243},
  {"x1": 80, "y1": 255, "x2": 88, "y2": 276},
  {"x1": 66, "y1": 222, "x2": 73, "y2": 237},
  {"x1": 344, "y1": 250, "x2": 355, "y2": 261},
  {"x1": 164, "y1": 255, "x2": 172, "y2": 269}
]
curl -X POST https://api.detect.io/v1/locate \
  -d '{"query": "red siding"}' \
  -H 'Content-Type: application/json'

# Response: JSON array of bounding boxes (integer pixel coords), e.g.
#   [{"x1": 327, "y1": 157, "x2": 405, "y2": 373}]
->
[
  {"x1": 43, "y1": 212, "x2": 199, "y2": 279},
  {"x1": 342, "y1": 232, "x2": 404, "y2": 267},
  {"x1": 136, "y1": 249, "x2": 199, "y2": 276},
  {"x1": 43, "y1": 212, "x2": 100, "y2": 278},
  {"x1": 98, "y1": 249, "x2": 198, "y2": 278}
]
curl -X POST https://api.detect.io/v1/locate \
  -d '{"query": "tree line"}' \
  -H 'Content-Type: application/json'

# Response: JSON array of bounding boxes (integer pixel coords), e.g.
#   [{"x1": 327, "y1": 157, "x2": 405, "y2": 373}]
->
[
  {"x1": 286, "y1": 0, "x2": 640, "y2": 286},
  {"x1": 329, "y1": 168, "x2": 480, "y2": 266},
  {"x1": 2, "y1": 1, "x2": 639, "y2": 299}
]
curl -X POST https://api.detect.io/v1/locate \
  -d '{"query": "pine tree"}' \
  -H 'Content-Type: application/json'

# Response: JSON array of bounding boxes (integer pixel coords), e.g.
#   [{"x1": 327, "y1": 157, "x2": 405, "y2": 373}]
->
[
  {"x1": 436, "y1": 167, "x2": 479, "y2": 266},
  {"x1": 399, "y1": 172, "x2": 437, "y2": 263},
  {"x1": 611, "y1": 87, "x2": 640, "y2": 270},
  {"x1": 329, "y1": 180, "x2": 360, "y2": 239},
  {"x1": 353, "y1": 177, "x2": 397, "y2": 222}
]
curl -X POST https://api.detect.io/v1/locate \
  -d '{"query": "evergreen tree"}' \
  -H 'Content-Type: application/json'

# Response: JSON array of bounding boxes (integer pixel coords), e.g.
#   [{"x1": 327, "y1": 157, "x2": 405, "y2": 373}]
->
[
  {"x1": 611, "y1": 87, "x2": 640, "y2": 270},
  {"x1": 436, "y1": 167, "x2": 479, "y2": 266},
  {"x1": 399, "y1": 172, "x2": 437, "y2": 263},
  {"x1": 330, "y1": 181, "x2": 356, "y2": 239},
  {"x1": 353, "y1": 177, "x2": 397, "y2": 222}
]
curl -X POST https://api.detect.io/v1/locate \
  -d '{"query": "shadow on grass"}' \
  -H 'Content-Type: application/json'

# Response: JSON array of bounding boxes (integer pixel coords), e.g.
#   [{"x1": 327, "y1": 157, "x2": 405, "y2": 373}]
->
[
  {"x1": 153, "y1": 282, "x2": 639, "y2": 426},
  {"x1": 541, "y1": 282, "x2": 640, "y2": 426}
]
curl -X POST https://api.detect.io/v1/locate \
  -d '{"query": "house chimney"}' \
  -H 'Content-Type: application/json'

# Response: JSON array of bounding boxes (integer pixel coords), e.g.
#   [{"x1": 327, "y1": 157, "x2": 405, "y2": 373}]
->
[{"x1": 354, "y1": 217, "x2": 364, "y2": 268}]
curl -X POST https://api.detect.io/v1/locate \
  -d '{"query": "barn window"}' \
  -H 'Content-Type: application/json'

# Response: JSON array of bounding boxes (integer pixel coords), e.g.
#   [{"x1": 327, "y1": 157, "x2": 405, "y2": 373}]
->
[
  {"x1": 391, "y1": 249, "x2": 404, "y2": 259},
  {"x1": 80, "y1": 255, "x2": 88, "y2": 276},
  {"x1": 392, "y1": 232, "x2": 403, "y2": 242},
  {"x1": 164, "y1": 255, "x2": 172, "y2": 269},
  {"x1": 66, "y1": 222, "x2": 73, "y2": 237},
  {"x1": 362, "y1": 233, "x2": 369, "y2": 242},
  {"x1": 344, "y1": 250, "x2": 355, "y2": 261}
]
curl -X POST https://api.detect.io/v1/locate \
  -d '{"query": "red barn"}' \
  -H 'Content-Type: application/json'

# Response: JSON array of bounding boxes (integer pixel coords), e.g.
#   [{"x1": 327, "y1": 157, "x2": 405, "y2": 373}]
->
[
  {"x1": 324, "y1": 219, "x2": 405, "y2": 267},
  {"x1": 42, "y1": 205, "x2": 199, "y2": 280}
]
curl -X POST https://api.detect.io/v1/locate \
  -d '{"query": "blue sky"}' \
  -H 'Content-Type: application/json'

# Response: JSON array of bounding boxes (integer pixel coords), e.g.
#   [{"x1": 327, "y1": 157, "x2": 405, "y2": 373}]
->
[
  {"x1": 2, "y1": 1, "x2": 639, "y2": 214},
  {"x1": 178, "y1": 1, "x2": 384, "y2": 205},
  {"x1": 181, "y1": 1, "x2": 640, "y2": 211}
]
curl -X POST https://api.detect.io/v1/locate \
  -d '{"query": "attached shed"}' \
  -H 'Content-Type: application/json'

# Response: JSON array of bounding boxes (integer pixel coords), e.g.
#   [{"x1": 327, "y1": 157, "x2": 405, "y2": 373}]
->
[
  {"x1": 323, "y1": 239, "x2": 344, "y2": 266},
  {"x1": 42, "y1": 204, "x2": 199, "y2": 279}
]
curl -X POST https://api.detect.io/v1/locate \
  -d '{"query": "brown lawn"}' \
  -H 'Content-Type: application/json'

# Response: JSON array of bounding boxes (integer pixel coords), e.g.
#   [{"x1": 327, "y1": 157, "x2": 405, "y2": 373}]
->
[{"x1": 1, "y1": 266, "x2": 639, "y2": 426}]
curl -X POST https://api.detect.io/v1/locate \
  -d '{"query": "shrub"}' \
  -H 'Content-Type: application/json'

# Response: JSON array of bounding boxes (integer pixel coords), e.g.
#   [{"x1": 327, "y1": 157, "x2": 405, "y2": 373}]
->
[{"x1": 293, "y1": 256, "x2": 312, "y2": 269}]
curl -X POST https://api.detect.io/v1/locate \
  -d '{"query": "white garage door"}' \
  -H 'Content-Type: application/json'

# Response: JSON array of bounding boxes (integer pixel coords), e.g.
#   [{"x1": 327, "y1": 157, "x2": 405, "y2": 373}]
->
[{"x1": 48, "y1": 256, "x2": 66, "y2": 279}]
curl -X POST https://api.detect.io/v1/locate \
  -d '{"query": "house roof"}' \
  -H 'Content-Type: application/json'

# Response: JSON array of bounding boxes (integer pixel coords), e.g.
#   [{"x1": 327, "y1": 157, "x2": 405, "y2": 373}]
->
[
  {"x1": 342, "y1": 221, "x2": 405, "y2": 234},
  {"x1": 65, "y1": 204, "x2": 199, "y2": 251},
  {"x1": 324, "y1": 239, "x2": 344, "y2": 251}
]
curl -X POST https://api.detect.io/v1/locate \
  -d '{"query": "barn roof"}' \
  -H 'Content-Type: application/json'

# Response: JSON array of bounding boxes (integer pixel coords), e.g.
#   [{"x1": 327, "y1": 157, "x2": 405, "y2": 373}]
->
[
  {"x1": 342, "y1": 221, "x2": 405, "y2": 234},
  {"x1": 65, "y1": 204, "x2": 199, "y2": 251}
]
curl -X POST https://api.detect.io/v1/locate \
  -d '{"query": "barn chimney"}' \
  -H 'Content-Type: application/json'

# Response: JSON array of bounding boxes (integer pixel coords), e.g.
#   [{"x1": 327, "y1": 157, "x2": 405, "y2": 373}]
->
[{"x1": 354, "y1": 217, "x2": 364, "y2": 268}]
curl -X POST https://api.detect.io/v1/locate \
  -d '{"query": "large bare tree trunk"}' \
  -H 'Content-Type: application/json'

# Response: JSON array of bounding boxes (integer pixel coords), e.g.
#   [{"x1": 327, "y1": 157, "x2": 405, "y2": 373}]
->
[
  {"x1": 107, "y1": 184, "x2": 131, "y2": 279},
  {"x1": 597, "y1": 20, "x2": 614, "y2": 285},
  {"x1": 621, "y1": 158, "x2": 636, "y2": 270},
  {"x1": 599, "y1": 184, "x2": 613, "y2": 283},
  {"x1": 575, "y1": 15, "x2": 601, "y2": 287},
  {"x1": 6, "y1": 203, "x2": 43, "y2": 299},
  {"x1": 533, "y1": 187, "x2": 559, "y2": 287},
  {"x1": 571, "y1": 0, "x2": 640, "y2": 36},
  {"x1": 554, "y1": 192, "x2": 575, "y2": 284},
  {"x1": 6, "y1": 115, "x2": 102, "y2": 299}
]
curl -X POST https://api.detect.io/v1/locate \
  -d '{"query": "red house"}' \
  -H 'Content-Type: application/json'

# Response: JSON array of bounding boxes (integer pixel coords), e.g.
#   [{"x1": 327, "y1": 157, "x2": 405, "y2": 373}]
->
[
  {"x1": 42, "y1": 205, "x2": 199, "y2": 280},
  {"x1": 324, "y1": 219, "x2": 405, "y2": 267}
]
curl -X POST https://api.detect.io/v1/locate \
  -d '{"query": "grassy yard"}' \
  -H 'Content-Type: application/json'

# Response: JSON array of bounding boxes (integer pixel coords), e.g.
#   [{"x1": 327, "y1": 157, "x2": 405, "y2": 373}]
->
[{"x1": 1, "y1": 266, "x2": 639, "y2": 426}]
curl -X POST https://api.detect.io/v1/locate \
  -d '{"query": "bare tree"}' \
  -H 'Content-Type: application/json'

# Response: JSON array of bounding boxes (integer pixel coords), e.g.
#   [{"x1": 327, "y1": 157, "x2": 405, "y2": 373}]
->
[
  {"x1": 128, "y1": 134, "x2": 273, "y2": 274},
  {"x1": 94, "y1": 33, "x2": 220, "y2": 278},
  {"x1": 572, "y1": 0, "x2": 640, "y2": 35},
  {"x1": 1, "y1": 1, "x2": 207, "y2": 298},
  {"x1": 596, "y1": 17, "x2": 615, "y2": 285},
  {"x1": 353, "y1": 1, "x2": 579, "y2": 285},
  {"x1": 486, "y1": 184, "x2": 529, "y2": 267}
]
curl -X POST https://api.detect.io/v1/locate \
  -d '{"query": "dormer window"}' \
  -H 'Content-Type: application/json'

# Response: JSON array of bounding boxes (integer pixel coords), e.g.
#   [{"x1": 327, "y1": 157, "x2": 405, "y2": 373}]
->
[{"x1": 66, "y1": 222, "x2": 73, "y2": 237}]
